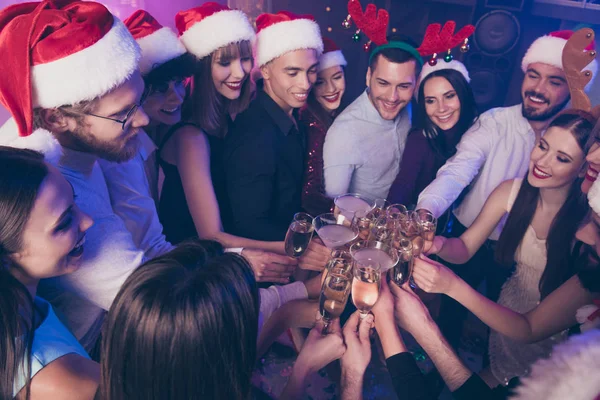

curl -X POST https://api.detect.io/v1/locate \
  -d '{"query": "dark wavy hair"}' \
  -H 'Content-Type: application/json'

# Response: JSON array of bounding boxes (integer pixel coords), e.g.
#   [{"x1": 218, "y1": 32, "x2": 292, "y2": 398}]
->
[
  {"x1": 0, "y1": 147, "x2": 48, "y2": 400},
  {"x1": 143, "y1": 53, "x2": 196, "y2": 93},
  {"x1": 98, "y1": 240, "x2": 259, "y2": 400},
  {"x1": 495, "y1": 112, "x2": 594, "y2": 299},
  {"x1": 415, "y1": 68, "x2": 479, "y2": 159}
]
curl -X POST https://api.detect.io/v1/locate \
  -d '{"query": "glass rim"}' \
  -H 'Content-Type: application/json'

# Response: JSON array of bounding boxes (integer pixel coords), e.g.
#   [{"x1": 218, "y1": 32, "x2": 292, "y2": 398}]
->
[{"x1": 333, "y1": 193, "x2": 375, "y2": 208}]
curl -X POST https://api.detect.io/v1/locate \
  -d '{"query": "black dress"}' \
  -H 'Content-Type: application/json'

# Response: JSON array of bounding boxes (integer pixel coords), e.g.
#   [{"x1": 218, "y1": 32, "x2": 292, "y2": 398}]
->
[{"x1": 158, "y1": 121, "x2": 231, "y2": 244}]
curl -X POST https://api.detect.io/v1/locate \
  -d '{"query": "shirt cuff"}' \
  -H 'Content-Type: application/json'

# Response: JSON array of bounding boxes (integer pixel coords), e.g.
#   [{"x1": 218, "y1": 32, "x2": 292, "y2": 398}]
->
[
  {"x1": 386, "y1": 352, "x2": 422, "y2": 377},
  {"x1": 224, "y1": 247, "x2": 244, "y2": 255}
]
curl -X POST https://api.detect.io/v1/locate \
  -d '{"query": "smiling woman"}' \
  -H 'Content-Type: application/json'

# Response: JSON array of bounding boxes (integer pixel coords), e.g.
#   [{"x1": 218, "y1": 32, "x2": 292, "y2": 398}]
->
[{"x1": 387, "y1": 67, "x2": 478, "y2": 207}]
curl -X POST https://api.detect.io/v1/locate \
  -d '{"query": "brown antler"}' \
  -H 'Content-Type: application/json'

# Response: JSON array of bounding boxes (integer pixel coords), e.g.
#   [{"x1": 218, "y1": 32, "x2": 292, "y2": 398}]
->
[
  {"x1": 562, "y1": 28, "x2": 598, "y2": 116},
  {"x1": 347, "y1": 0, "x2": 389, "y2": 46},
  {"x1": 417, "y1": 21, "x2": 475, "y2": 56}
]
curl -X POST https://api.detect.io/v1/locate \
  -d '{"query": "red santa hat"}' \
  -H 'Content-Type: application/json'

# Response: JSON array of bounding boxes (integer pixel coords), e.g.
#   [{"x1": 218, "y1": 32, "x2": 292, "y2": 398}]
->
[
  {"x1": 318, "y1": 38, "x2": 347, "y2": 72},
  {"x1": 512, "y1": 329, "x2": 600, "y2": 400},
  {"x1": 522, "y1": 30, "x2": 598, "y2": 91},
  {"x1": 255, "y1": 11, "x2": 324, "y2": 67},
  {"x1": 0, "y1": 0, "x2": 140, "y2": 163},
  {"x1": 124, "y1": 10, "x2": 186, "y2": 75},
  {"x1": 176, "y1": 3, "x2": 255, "y2": 60}
]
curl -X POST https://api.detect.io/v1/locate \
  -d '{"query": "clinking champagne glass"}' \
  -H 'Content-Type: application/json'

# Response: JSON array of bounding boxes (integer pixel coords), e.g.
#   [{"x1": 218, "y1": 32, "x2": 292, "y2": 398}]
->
[
  {"x1": 353, "y1": 210, "x2": 375, "y2": 241},
  {"x1": 352, "y1": 259, "x2": 381, "y2": 319},
  {"x1": 390, "y1": 238, "x2": 413, "y2": 286},
  {"x1": 313, "y1": 213, "x2": 359, "y2": 251},
  {"x1": 319, "y1": 272, "x2": 351, "y2": 334},
  {"x1": 333, "y1": 193, "x2": 375, "y2": 221},
  {"x1": 386, "y1": 203, "x2": 408, "y2": 248},
  {"x1": 369, "y1": 198, "x2": 389, "y2": 220},
  {"x1": 370, "y1": 214, "x2": 393, "y2": 244},
  {"x1": 321, "y1": 250, "x2": 353, "y2": 287},
  {"x1": 350, "y1": 240, "x2": 398, "y2": 273},
  {"x1": 414, "y1": 209, "x2": 437, "y2": 254},
  {"x1": 284, "y1": 212, "x2": 315, "y2": 258}
]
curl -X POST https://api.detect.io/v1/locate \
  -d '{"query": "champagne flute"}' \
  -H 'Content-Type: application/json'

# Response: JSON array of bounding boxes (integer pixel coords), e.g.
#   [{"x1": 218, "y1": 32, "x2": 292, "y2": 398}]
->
[
  {"x1": 389, "y1": 238, "x2": 413, "y2": 285},
  {"x1": 414, "y1": 209, "x2": 437, "y2": 254},
  {"x1": 334, "y1": 193, "x2": 374, "y2": 221},
  {"x1": 369, "y1": 198, "x2": 389, "y2": 220},
  {"x1": 353, "y1": 210, "x2": 374, "y2": 241},
  {"x1": 319, "y1": 272, "x2": 351, "y2": 333},
  {"x1": 370, "y1": 214, "x2": 393, "y2": 244},
  {"x1": 284, "y1": 212, "x2": 314, "y2": 258},
  {"x1": 321, "y1": 250, "x2": 353, "y2": 286},
  {"x1": 352, "y1": 259, "x2": 381, "y2": 318}
]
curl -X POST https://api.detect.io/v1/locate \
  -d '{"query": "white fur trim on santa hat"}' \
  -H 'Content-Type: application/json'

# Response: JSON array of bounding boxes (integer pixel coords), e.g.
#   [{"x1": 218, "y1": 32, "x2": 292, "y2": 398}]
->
[
  {"x1": 255, "y1": 18, "x2": 324, "y2": 67},
  {"x1": 318, "y1": 50, "x2": 347, "y2": 72},
  {"x1": 137, "y1": 27, "x2": 187, "y2": 75},
  {"x1": 0, "y1": 118, "x2": 62, "y2": 165},
  {"x1": 521, "y1": 35, "x2": 598, "y2": 91},
  {"x1": 416, "y1": 59, "x2": 470, "y2": 97},
  {"x1": 512, "y1": 329, "x2": 600, "y2": 400},
  {"x1": 180, "y1": 10, "x2": 255, "y2": 60},
  {"x1": 588, "y1": 177, "x2": 600, "y2": 215},
  {"x1": 31, "y1": 18, "x2": 140, "y2": 109}
]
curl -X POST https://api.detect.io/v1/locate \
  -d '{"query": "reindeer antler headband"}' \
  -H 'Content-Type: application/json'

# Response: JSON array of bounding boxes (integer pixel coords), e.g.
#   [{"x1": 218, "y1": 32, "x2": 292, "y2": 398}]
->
[
  {"x1": 562, "y1": 28, "x2": 600, "y2": 121},
  {"x1": 342, "y1": 0, "x2": 474, "y2": 67}
]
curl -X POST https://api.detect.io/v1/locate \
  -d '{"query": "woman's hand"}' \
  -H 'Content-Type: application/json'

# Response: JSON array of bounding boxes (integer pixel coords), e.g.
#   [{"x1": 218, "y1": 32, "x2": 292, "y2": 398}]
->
[
  {"x1": 411, "y1": 255, "x2": 457, "y2": 295},
  {"x1": 424, "y1": 235, "x2": 447, "y2": 255},
  {"x1": 242, "y1": 248, "x2": 297, "y2": 284},
  {"x1": 298, "y1": 238, "x2": 331, "y2": 272}
]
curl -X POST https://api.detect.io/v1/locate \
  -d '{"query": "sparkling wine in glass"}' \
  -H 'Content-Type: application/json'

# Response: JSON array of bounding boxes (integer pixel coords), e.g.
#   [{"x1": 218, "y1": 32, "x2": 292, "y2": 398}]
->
[
  {"x1": 414, "y1": 209, "x2": 437, "y2": 254},
  {"x1": 321, "y1": 250, "x2": 353, "y2": 287},
  {"x1": 284, "y1": 212, "x2": 314, "y2": 258},
  {"x1": 313, "y1": 213, "x2": 359, "y2": 250},
  {"x1": 390, "y1": 238, "x2": 413, "y2": 285},
  {"x1": 334, "y1": 193, "x2": 374, "y2": 221},
  {"x1": 353, "y1": 210, "x2": 374, "y2": 241},
  {"x1": 352, "y1": 259, "x2": 381, "y2": 318},
  {"x1": 369, "y1": 198, "x2": 389, "y2": 220},
  {"x1": 319, "y1": 272, "x2": 351, "y2": 333}
]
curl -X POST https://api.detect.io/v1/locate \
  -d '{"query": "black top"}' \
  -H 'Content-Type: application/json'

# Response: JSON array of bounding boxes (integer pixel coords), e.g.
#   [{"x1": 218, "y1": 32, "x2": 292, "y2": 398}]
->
[
  {"x1": 158, "y1": 121, "x2": 231, "y2": 244},
  {"x1": 222, "y1": 90, "x2": 306, "y2": 241},
  {"x1": 386, "y1": 352, "x2": 511, "y2": 400}
]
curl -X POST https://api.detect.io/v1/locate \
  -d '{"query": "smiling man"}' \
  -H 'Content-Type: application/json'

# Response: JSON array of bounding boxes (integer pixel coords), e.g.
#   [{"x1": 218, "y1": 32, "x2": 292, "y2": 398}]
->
[
  {"x1": 323, "y1": 35, "x2": 420, "y2": 200},
  {"x1": 416, "y1": 30, "x2": 597, "y2": 348},
  {"x1": 223, "y1": 11, "x2": 323, "y2": 240}
]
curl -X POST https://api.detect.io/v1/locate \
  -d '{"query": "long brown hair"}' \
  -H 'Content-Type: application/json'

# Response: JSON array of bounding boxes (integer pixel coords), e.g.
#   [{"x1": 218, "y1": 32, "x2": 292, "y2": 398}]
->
[
  {"x1": 184, "y1": 40, "x2": 254, "y2": 138},
  {"x1": 98, "y1": 240, "x2": 259, "y2": 400},
  {"x1": 495, "y1": 112, "x2": 594, "y2": 298},
  {"x1": 0, "y1": 147, "x2": 48, "y2": 400}
]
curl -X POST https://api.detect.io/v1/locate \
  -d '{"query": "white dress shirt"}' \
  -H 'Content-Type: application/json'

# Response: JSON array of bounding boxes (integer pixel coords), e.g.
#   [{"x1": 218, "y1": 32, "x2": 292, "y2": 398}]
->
[
  {"x1": 417, "y1": 104, "x2": 535, "y2": 240},
  {"x1": 323, "y1": 90, "x2": 412, "y2": 200}
]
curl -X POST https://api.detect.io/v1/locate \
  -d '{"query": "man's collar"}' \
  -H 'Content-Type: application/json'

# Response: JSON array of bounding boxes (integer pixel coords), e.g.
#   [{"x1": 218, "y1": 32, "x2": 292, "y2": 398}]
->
[
  {"x1": 59, "y1": 146, "x2": 98, "y2": 175},
  {"x1": 257, "y1": 90, "x2": 296, "y2": 135}
]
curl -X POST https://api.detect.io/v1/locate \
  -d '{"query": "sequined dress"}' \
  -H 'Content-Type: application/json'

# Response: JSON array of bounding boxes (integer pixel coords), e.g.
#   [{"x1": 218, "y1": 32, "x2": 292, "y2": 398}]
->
[
  {"x1": 489, "y1": 178, "x2": 567, "y2": 384},
  {"x1": 298, "y1": 107, "x2": 334, "y2": 216}
]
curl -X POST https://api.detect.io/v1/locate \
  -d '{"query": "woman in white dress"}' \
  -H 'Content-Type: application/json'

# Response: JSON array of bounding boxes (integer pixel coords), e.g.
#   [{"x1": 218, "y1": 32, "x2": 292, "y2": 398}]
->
[{"x1": 419, "y1": 110, "x2": 595, "y2": 386}]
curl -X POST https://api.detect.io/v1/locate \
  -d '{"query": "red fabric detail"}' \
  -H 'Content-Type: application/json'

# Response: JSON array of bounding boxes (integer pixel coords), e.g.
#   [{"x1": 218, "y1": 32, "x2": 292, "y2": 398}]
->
[
  {"x1": 323, "y1": 37, "x2": 340, "y2": 53},
  {"x1": 255, "y1": 11, "x2": 316, "y2": 34},
  {"x1": 417, "y1": 21, "x2": 475, "y2": 56},
  {"x1": 124, "y1": 9, "x2": 162, "y2": 40},
  {"x1": 175, "y1": 2, "x2": 230, "y2": 36},
  {"x1": 587, "y1": 299, "x2": 600, "y2": 322},
  {"x1": 0, "y1": 0, "x2": 112, "y2": 137},
  {"x1": 347, "y1": 0, "x2": 389, "y2": 46},
  {"x1": 550, "y1": 30, "x2": 596, "y2": 51}
]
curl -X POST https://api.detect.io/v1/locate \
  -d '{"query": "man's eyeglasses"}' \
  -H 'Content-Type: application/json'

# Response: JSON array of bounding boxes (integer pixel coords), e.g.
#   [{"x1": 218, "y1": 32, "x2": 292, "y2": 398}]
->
[{"x1": 67, "y1": 90, "x2": 148, "y2": 131}]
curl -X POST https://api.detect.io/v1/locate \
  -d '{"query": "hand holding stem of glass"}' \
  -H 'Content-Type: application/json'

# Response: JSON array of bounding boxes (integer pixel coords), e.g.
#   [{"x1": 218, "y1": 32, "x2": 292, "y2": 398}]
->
[
  {"x1": 319, "y1": 272, "x2": 351, "y2": 334},
  {"x1": 284, "y1": 212, "x2": 314, "y2": 258},
  {"x1": 352, "y1": 260, "x2": 381, "y2": 319}
]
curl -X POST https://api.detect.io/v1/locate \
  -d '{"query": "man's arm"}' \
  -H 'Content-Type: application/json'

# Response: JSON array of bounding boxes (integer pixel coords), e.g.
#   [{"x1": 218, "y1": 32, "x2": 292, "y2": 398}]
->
[
  {"x1": 322, "y1": 120, "x2": 359, "y2": 198},
  {"x1": 416, "y1": 114, "x2": 495, "y2": 217},
  {"x1": 224, "y1": 125, "x2": 287, "y2": 241}
]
